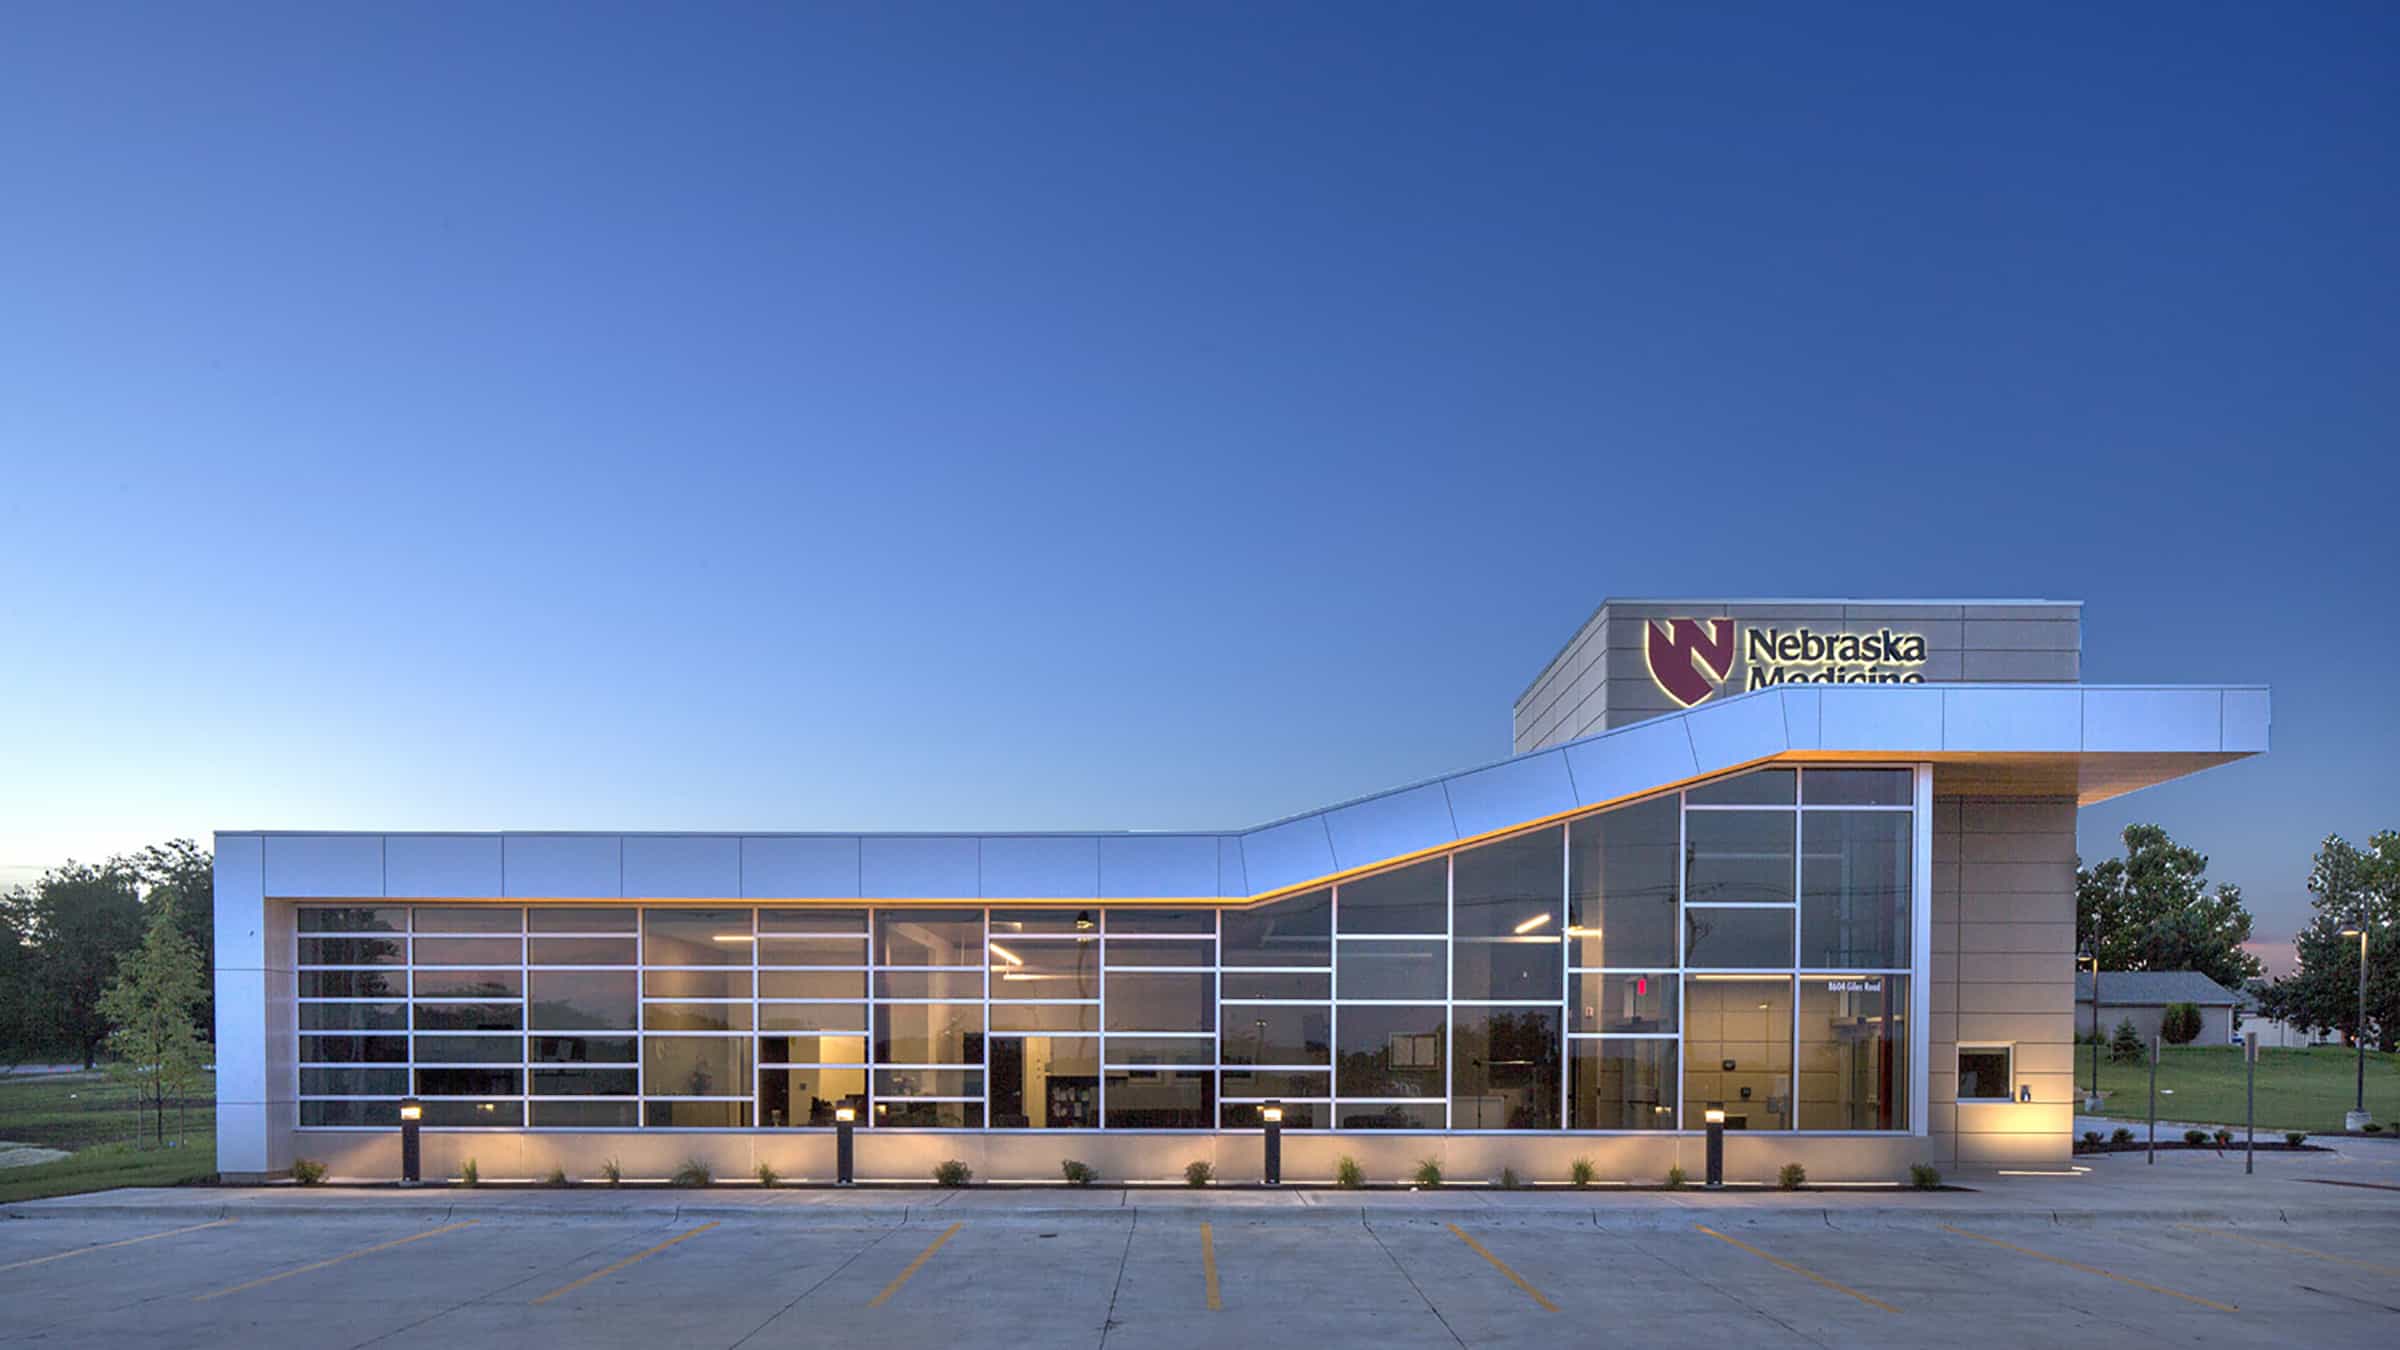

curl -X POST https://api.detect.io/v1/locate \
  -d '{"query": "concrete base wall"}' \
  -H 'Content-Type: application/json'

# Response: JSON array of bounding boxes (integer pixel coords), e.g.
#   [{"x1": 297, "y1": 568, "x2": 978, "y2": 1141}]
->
[{"x1": 288, "y1": 1128, "x2": 1944, "y2": 1186}]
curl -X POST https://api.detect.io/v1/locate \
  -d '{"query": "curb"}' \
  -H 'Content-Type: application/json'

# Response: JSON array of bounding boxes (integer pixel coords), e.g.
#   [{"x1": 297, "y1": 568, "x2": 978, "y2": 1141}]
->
[{"x1": 8, "y1": 1198, "x2": 2396, "y2": 1229}]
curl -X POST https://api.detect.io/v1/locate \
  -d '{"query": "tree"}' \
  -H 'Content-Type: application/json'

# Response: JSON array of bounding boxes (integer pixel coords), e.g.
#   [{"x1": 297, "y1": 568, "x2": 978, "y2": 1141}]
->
[
  {"x1": 2110, "y1": 1017, "x2": 2146, "y2": 1064},
  {"x1": 18, "y1": 862, "x2": 147, "y2": 1068},
  {"x1": 2077, "y1": 824, "x2": 2263, "y2": 990},
  {"x1": 0, "y1": 890, "x2": 67, "y2": 1069},
  {"x1": 128, "y1": 839, "x2": 213, "y2": 1040},
  {"x1": 97, "y1": 899, "x2": 210, "y2": 1147},
  {"x1": 2160, "y1": 1001, "x2": 2201, "y2": 1045},
  {"x1": 2264, "y1": 832, "x2": 2400, "y2": 1051}
]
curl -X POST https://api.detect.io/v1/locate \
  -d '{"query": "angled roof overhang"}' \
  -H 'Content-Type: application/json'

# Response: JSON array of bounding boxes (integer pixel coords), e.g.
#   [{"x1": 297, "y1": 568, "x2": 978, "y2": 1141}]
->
[{"x1": 232, "y1": 683, "x2": 2265, "y2": 909}]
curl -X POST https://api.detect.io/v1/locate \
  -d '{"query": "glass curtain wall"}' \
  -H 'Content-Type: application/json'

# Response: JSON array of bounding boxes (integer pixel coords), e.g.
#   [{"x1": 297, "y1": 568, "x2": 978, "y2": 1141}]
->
[{"x1": 294, "y1": 766, "x2": 1914, "y2": 1133}]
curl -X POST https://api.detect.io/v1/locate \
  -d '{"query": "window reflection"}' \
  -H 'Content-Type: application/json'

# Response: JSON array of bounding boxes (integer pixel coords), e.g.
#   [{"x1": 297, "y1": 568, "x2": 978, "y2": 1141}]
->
[{"x1": 291, "y1": 769, "x2": 1918, "y2": 1138}]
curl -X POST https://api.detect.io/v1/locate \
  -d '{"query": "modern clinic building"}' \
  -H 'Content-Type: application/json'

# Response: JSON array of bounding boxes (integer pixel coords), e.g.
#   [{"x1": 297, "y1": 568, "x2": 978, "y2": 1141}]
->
[{"x1": 212, "y1": 599, "x2": 2267, "y2": 1182}]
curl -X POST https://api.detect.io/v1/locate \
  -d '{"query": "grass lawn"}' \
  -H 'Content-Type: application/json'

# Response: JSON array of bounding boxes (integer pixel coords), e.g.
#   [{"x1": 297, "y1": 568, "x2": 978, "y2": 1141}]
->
[
  {"x1": 0, "y1": 1069, "x2": 217, "y2": 1204},
  {"x1": 2081, "y1": 1045, "x2": 2400, "y2": 1133}
]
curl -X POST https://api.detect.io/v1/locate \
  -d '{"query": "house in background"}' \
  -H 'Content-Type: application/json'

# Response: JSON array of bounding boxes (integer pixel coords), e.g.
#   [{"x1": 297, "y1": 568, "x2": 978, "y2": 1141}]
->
[{"x1": 2074, "y1": 970, "x2": 2244, "y2": 1045}]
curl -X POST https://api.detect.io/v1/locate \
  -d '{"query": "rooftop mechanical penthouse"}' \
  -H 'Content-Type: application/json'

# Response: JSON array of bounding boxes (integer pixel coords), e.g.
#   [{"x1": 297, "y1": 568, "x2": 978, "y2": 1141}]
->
[{"x1": 213, "y1": 598, "x2": 2267, "y2": 1182}]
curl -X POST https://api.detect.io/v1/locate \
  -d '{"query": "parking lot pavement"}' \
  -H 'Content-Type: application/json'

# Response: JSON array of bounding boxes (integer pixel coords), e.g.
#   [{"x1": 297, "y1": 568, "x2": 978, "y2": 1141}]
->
[{"x1": 4, "y1": 1205, "x2": 2398, "y2": 1349}]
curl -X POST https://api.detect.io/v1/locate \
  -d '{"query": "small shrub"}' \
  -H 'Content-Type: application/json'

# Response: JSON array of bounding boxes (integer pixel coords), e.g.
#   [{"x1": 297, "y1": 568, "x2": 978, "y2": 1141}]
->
[
  {"x1": 1060, "y1": 1159, "x2": 1097, "y2": 1186},
  {"x1": 2212, "y1": 1128, "x2": 2234, "y2": 1147},
  {"x1": 600, "y1": 1156, "x2": 623, "y2": 1186},
  {"x1": 545, "y1": 1164, "x2": 569, "y2": 1188},
  {"x1": 1908, "y1": 1163, "x2": 1941, "y2": 1190},
  {"x1": 2160, "y1": 1001, "x2": 2202, "y2": 1045},
  {"x1": 1569, "y1": 1156, "x2": 1596, "y2": 1188},
  {"x1": 1664, "y1": 1165, "x2": 1688, "y2": 1190},
  {"x1": 458, "y1": 1158, "x2": 479, "y2": 1188},
  {"x1": 933, "y1": 1159, "x2": 972, "y2": 1187},
  {"x1": 1334, "y1": 1155, "x2": 1364, "y2": 1188},
  {"x1": 2285, "y1": 1131, "x2": 2308, "y2": 1146},
  {"x1": 1183, "y1": 1159, "x2": 1214, "y2": 1187},
  {"x1": 672, "y1": 1157, "x2": 712, "y2": 1187},
  {"x1": 290, "y1": 1158, "x2": 327, "y2": 1186},
  {"x1": 2080, "y1": 1130, "x2": 2104, "y2": 1147},
  {"x1": 754, "y1": 1161, "x2": 779, "y2": 1188},
  {"x1": 1413, "y1": 1157, "x2": 1443, "y2": 1188},
  {"x1": 2182, "y1": 1128, "x2": 2209, "y2": 1146},
  {"x1": 1777, "y1": 1163, "x2": 1806, "y2": 1190},
  {"x1": 2364, "y1": 1122, "x2": 2385, "y2": 1134},
  {"x1": 2110, "y1": 1127, "x2": 2136, "y2": 1145},
  {"x1": 1497, "y1": 1166, "x2": 1524, "y2": 1191}
]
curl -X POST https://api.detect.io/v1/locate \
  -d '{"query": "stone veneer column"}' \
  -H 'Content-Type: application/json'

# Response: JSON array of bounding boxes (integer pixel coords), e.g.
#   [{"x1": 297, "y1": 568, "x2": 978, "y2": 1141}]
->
[{"x1": 1930, "y1": 795, "x2": 2079, "y2": 1166}]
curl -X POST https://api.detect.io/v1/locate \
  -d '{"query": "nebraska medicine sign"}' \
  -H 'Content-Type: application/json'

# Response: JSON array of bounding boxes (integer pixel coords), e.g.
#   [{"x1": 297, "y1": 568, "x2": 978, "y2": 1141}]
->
[{"x1": 1644, "y1": 619, "x2": 1929, "y2": 707}]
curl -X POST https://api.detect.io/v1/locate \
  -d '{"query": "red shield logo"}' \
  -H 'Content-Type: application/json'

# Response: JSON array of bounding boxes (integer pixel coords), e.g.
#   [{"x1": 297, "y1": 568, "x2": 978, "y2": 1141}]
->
[{"x1": 1644, "y1": 618, "x2": 1737, "y2": 707}]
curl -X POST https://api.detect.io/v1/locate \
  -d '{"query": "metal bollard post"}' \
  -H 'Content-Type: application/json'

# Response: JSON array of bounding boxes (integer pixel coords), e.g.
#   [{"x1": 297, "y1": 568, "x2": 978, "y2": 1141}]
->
[
  {"x1": 835, "y1": 1104, "x2": 856, "y2": 1185},
  {"x1": 1704, "y1": 1103, "x2": 1725, "y2": 1188},
  {"x1": 2147, "y1": 1037, "x2": 2158, "y2": 1165},
  {"x1": 2245, "y1": 1031, "x2": 2258, "y2": 1176},
  {"x1": 1262, "y1": 1103, "x2": 1283, "y2": 1185},
  {"x1": 399, "y1": 1096, "x2": 422, "y2": 1186}
]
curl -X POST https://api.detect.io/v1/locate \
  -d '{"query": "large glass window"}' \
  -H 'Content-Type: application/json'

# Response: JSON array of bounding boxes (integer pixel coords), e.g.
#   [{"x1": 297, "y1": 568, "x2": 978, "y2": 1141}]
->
[
  {"x1": 291, "y1": 769, "x2": 1916, "y2": 1137},
  {"x1": 1798, "y1": 976, "x2": 1908, "y2": 1130},
  {"x1": 1336, "y1": 939, "x2": 1445, "y2": 1000},
  {"x1": 1335, "y1": 1004, "x2": 1444, "y2": 1100},
  {"x1": 644, "y1": 1036, "x2": 753, "y2": 1100},
  {"x1": 991, "y1": 1036, "x2": 1098, "y2": 1128},
  {"x1": 1800, "y1": 813, "x2": 1911, "y2": 968},
  {"x1": 1452, "y1": 827, "x2": 1562, "y2": 1001},
  {"x1": 1682, "y1": 976, "x2": 1793, "y2": 1130},
  {"x1": 1336, "y1": 859, "x2": 1446, "y2": 935},
  {"x1": 1683, "y1": 812, "x2": 1796, "y2": 905},
  {"x1": 1572, "y1": 972, "x2": 1677, "y2": 1033},
  {"x1": 1451, "y1": 1007, "x2": 1560, "y2": 1130},
  {"x1": 1567, "y1": 797, "x2": 1678, "y2": 969},
  {"x1": 877, "y1": 910, "x2": 983, "y2": 966},
  {"x1": 1223, "y1": 890, "x2": 1330, "y2": 967},
  {"x1": 643, "y1": 909, "x2": 751, "y2": 965},
  {"x1": 1219, "y1": 1005, "x2": 1329, "y2": 1066},
  {"x1": 1569, "y1": 1039, "x2": 1677, "y2": 1130},
  {"x1": 1684, "y1": 907, "x2": 1794, "y2": 968}
]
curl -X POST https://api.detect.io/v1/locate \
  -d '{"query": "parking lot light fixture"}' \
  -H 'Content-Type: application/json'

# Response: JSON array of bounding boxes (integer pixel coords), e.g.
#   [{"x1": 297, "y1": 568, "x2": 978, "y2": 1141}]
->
[
  {"x1": 2340, "y1": 927, "x2": 2370, "y2": 1128},
  {"x1": 398, "y1": 1097, "x2": 423, "y2": 1186},
  {"x1": 1704, "y1": 1103, "x2": 1726, "y2": 1189},
  {"x1": 1262, "y1": 1102, "x2": 1284, "y2": 1185}
]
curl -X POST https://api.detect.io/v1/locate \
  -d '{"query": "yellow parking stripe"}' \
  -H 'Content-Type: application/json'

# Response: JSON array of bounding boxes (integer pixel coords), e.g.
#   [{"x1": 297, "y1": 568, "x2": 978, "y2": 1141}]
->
[
  {"x1": 531, "y1": 1221, "x2": 720, "y2": 1305},
  {"x1": 1694, "y1": 1225, "x2": 1897, "y2": 1313},
  {"x1": 0, "y1": 1219, "x2": 234, "y2": 1273},
  {"x1": 1447, "y1": 1223, "x2": 1558, "y2": 1312},
  {"x1": 1201, "y1": 1221, "x2": 1222, "y2": 1310},
  {"x1": 2174, "y1": 1224, "x2": 2400, "y2": 1277},
  {"x1": 193, "y1": 1221, "x2": 477, "y2": 1301},
  {"x1": 1939, "y1": 1224, "x2": 2235, "y2": 1312},
  {"x1": 868, "y1": 1222, "x2": 961, "y2": 1308}
]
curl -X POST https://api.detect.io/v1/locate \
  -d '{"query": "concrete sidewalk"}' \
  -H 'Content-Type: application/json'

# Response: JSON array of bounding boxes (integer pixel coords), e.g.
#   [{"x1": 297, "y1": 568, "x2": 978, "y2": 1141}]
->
[{"x1": 9, "y1": 1138, "x2": 2397, "y2": 1230}]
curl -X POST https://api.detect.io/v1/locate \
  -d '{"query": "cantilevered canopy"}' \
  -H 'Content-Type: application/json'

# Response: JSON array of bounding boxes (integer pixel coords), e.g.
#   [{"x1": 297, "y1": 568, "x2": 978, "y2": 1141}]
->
[{"x1": 229, "y1": 683, "x2": 2264, "y2": 908}]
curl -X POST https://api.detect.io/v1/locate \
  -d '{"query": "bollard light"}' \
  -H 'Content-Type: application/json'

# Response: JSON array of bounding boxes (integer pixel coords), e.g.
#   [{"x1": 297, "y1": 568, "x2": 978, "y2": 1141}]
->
[
  {"x1": 1261, "y1": 1102, "x2": 1284, "y2": 1186},
  {"x1": 398, "y1": 1096, "x2": 423, "y2": 1186},
  {"x1": 834, "y1": 1104, "x2": 856, "y2": 1186},
  {"x1": 1703, "y1": 1102, "x2": 1726, "y2": 1190}
]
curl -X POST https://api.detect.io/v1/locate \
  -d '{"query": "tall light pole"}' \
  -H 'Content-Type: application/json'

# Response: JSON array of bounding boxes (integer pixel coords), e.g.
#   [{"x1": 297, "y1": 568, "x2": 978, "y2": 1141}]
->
[
  {"x1": 2340, "y1": 927, "x2": 2370, "y2": 1130},
  {"x1": 2079, "y1": 945, "x2": 2101, "y2": 1111}
]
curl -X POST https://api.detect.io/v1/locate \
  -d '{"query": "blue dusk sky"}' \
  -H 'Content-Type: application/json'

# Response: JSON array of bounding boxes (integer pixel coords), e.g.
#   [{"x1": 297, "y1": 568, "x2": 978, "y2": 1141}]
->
[{"x1": 2, "y1": 4, "x2": 2393, "y2": 952}]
